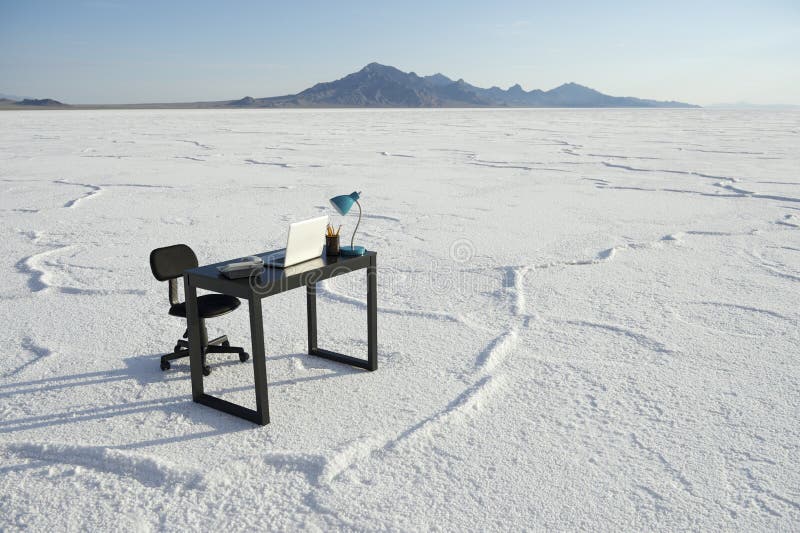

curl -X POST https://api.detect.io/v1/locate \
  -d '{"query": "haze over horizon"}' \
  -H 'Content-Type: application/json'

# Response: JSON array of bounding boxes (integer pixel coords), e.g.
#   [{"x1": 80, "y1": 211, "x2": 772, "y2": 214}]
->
[{"x1": 1, "y1": 0, "x2": 798, "y2": 106}]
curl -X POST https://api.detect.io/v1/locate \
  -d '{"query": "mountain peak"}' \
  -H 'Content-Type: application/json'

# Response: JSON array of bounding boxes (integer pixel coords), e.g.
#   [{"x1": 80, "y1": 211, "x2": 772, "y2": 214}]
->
[
  {"x1": 555, "y1": 82, "x2": 590, "y2": 90},
  {"x1": 360, "y1": 62, "x2": 394, "y2": 73},
  {"x1": 232, "y1": 96, "x2": 256, "y2": 106}
]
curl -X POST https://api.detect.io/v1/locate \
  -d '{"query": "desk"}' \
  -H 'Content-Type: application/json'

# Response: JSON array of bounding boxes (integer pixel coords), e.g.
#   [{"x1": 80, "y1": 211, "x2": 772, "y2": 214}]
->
[{"x1": 183, "y1": 250, "x2": 377, "y2": 425}]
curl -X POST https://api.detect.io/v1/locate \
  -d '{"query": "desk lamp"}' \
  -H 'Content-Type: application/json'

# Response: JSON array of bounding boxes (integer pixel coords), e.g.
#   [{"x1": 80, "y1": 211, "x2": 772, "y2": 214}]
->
[{"x1": 329, "y1": 191, "x2": 366, "y2": 256}]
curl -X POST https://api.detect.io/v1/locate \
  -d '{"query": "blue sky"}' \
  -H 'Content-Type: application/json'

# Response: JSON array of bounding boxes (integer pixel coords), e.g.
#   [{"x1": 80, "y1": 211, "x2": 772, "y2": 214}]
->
[{"x1": 1, "y1": 0, "x2": 798, "y2": 104}]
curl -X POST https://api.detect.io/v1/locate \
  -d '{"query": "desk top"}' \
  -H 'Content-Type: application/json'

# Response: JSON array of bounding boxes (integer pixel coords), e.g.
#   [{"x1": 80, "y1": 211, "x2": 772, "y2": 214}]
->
[{"x1": 185, "y1": 249, "x2": 376, "y2": 299}]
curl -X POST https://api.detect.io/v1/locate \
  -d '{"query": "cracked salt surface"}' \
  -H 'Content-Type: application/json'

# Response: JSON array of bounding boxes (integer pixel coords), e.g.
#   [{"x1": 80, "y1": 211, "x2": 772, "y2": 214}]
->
[{"x1": 0, "y1": 108, "x2": 798, "y2": 530}]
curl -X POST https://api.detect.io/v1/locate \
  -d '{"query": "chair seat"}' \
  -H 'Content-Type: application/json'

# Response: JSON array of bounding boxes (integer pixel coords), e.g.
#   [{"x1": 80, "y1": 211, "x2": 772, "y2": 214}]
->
[{"x1": 169, "y1": 294, "x2": 241, "y2": 319}]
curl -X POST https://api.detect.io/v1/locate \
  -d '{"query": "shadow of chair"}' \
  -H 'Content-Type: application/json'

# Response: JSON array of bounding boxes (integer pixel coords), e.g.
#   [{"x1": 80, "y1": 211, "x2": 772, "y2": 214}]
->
[{"x1": 0, "y1": 351, "x2": 362, "y2": 446}]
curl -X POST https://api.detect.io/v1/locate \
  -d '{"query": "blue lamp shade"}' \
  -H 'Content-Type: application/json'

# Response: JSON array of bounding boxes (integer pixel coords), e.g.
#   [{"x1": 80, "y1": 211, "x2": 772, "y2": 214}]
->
[
  {"x1": 329, "y1": 191, "x2": 366, "y2": 256},
  {"x1": 330, "y1": 191, "x2": 360, "y2": 216}
]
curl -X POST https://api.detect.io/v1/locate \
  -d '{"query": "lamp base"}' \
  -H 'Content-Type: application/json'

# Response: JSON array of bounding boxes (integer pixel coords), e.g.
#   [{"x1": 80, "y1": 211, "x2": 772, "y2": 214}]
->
[{"x1": 340, "y1": 245, "x2": 366, "y2": 256}]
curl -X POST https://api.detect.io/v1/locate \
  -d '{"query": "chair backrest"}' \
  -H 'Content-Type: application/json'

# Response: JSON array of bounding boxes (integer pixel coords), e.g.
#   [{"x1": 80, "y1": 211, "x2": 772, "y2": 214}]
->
[
  {"x1": 149, "y1": 244, "x2": 198, "y2": 281},
  {"x1": 150, "y1": 244, "x2": 198, "y2": 306}
]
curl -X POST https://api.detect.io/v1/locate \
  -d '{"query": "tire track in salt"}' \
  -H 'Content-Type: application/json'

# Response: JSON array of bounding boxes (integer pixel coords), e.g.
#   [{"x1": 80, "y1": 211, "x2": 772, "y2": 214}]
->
[
  {"x1": 599, "y1": 161, "x2": 800, "y2": 204},
  {"x1": 4, "y1": 337, "x2": 54, "y2": 378},
  {"x1": 4, "y1": 441, "x2": 206, "y2": 490},
  {"x1": 15, "y1": 243, "x2": 76, "y2": 292},
  {"x1": 316, "y1": 281, "x2": 461, "y2": 323},
  {"x1": 176, "y1": 139, "x2": 213, "y2": 150},
  {"x1": 558, "y1": 319, "x2": 674, "y2": 355},
  {"x1": 56, "y1": 180, "x2": 102, "y2": 208},
  {"x1": 15, "y1": 231, "x2": 145, "y2": 296},
  {"x1": 310, "y1": 331, "x2": 520, "y2": 486},
  {"x1": 630, "y1": 432, "x2": 697, "y2": 497},
  {"x1": 745, "y1": 249, "x2": 800, "y2": 282},
  {"x1": 601, "y1": 161, "x2": 736, "y2": 183},
  {"x1": 56, "y1": 180, "x2": 174, "y2": 210}
]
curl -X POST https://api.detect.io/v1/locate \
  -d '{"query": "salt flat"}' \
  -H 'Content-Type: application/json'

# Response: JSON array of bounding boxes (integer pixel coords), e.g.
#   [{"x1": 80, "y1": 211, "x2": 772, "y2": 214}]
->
[{"x1": 0, "y1": 108, "x2": 798, "y2": 531}]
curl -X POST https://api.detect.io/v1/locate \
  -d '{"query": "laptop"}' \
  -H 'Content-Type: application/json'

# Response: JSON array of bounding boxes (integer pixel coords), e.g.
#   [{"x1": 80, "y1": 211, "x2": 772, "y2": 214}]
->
[{"x1": 263, "y1": 215, "x2": 328, "y2": 268}]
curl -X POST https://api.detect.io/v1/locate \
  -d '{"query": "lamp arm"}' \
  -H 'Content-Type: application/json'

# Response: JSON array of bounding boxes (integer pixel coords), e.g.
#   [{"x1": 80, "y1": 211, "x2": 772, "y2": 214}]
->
[{"x1": 351, "y1": 200, "x2": 362, "y2": 249}]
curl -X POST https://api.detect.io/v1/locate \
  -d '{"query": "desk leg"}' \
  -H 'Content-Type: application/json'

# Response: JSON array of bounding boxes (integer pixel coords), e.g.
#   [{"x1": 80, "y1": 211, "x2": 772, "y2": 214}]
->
[
  {"x1": 367, "y1": 257, "x2": 378, "y2": 371},
  {"x1": 185, "y1": 275, "x2": 204, "y2": 400},
  {"x1": 307, "y1": 283, "x2": 318, "y2": 352},
  {"x1": 187, "y1": 278, "x2": 270, "y2": 425},
  {"x1": 306, "y1": 263, "x2": 378, "y2": 371},
  {"x1": 249, "y1": 296, "x2": 270, "y2": 425}
]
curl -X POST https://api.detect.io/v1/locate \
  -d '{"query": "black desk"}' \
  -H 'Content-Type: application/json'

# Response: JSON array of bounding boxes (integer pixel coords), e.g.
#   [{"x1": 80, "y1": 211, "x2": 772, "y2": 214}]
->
[{"x1": 183, "y1": 250, "x2": 377, "y2": 425}]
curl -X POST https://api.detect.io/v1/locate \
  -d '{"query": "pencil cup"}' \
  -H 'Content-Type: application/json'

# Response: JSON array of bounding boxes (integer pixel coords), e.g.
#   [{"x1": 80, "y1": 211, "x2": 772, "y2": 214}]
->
[{"x1": 326, "y1": 234, "x2": 340, "y2": 256}]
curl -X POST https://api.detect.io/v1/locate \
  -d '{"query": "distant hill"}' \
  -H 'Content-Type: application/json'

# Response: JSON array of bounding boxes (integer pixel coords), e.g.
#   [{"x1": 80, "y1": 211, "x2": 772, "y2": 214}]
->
[
  {"x1": 236, "y1": 63, "x2": 697, "y2": 108},
  {"x1": 17, "y1": 98, "x2": 67, "y2": 107},
  {"x1": 0, "y1": 97, "x2": 68, "y2": 109}
]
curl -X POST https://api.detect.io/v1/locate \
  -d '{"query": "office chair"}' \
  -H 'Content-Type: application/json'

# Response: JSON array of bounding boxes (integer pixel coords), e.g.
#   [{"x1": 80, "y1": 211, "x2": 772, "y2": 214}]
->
[{"x1": 149, "y1": 244, "x2": 249, "y2": 376}]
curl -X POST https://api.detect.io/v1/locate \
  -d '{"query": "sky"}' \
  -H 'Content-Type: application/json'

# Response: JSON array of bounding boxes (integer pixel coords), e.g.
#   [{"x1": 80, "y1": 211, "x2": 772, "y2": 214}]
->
[{"x1": 1, "y1": 0, "x2": 798, "y2": 105}]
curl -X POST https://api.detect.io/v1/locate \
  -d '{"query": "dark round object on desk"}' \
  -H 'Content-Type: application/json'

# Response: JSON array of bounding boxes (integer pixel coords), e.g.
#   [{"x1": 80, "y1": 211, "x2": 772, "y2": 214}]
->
[{"x1": 326, "y1": 234, "x2": 340, "y2": 256}]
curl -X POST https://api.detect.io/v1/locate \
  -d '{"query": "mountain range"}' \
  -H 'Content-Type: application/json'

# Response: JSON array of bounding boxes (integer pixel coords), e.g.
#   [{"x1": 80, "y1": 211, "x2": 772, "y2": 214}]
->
[
  {"x1": 0, "y1": 63, "x2": 698, "y2": 109},
  {"x1": 235, "y1": 63, "x2": 696, "y2": 108}
]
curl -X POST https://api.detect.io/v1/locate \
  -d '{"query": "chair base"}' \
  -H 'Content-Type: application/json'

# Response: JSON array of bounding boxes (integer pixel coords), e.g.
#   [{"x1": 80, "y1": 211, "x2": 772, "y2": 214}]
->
[{"x1": 160, "y1": 332, "x2": 249, "y2": 375}]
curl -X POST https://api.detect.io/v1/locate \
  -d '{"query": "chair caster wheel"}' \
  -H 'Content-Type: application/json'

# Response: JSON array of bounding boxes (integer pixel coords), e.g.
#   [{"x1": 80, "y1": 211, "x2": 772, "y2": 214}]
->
[
  {"x1": 160, "y1": 359, "x2": 171, "y2": 371},
  {"x1": 202, "y1": 365, "x2": 212, "y2": 376},
  {"x1": 239, "y1": 352, "x2": 250, "y2": 363}
]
